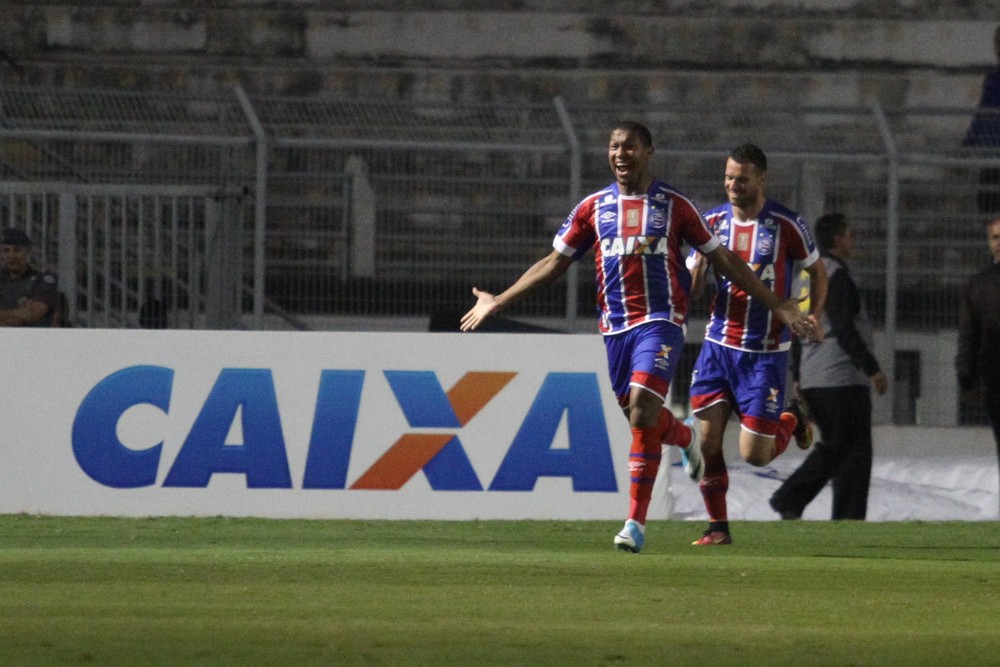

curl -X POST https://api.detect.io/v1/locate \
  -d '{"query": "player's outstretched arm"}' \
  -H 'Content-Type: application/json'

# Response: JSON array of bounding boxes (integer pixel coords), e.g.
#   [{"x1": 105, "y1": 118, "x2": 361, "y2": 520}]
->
[
  {"x1": 460, "y1": 251, "x2": 572, "y2": 331},
  {"x1": 0, "y1": 300, "x2": 50, "y2": 327}
]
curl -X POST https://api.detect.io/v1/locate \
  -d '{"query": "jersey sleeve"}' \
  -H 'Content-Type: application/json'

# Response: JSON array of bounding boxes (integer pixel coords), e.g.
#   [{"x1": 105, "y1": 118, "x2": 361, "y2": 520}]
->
[
  {"x1": 552, "y1": 197, "x2": 595, "y2": 261},
  {"x1": 787, "y1": 214, "x2": 819, "y2": 270},
  {"x1": 678, "y1": 198, "x2": 721, "y2": 255}
]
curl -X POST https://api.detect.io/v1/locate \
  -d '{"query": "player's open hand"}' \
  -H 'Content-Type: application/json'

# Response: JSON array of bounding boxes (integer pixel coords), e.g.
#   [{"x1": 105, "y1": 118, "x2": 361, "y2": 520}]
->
[
  {"x1": 460, "y1": 287, "x2": 498, "y2": 331},
  {"x1": 777, "y1": 298, "x2": 818, "y2": 341}
]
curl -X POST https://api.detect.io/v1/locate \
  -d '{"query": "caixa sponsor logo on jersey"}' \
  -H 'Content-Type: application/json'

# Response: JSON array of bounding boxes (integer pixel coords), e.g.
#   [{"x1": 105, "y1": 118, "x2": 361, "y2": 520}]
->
[
  {"x1": 71, "y1": 366, "x2": 618, "y2": 492},
  {"x1": 600, "y1": 236, "x2": 669, "y2": 256}
]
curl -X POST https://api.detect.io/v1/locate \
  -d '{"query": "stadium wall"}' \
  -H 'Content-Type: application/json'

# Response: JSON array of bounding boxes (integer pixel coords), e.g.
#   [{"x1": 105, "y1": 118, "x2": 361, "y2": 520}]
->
[
  {"x1": 2, "y1": 3, "x2": 997, "y2": 111},
  {"x1": 1, "y1": 328, "x2": 995, "y2": 522}
]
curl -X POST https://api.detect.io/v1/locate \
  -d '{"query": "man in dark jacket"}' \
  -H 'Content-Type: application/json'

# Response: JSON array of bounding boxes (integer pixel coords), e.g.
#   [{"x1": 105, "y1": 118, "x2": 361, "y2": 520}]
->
[
  {"x1": 0, "y1": 227, "x2": 59, "y2": 327},
  {"x1": 956, "y1": 216, "x2": 1000, "y2": 470},
  {"x1": 769, "y1": 213, "x2": 887, "y2": 520}
]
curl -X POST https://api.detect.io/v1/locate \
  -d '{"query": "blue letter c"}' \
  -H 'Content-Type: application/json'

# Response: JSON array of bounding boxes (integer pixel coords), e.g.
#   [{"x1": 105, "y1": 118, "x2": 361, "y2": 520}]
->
[{"x1": 72, "y1": 365, "x2": 173, "y2": 488}]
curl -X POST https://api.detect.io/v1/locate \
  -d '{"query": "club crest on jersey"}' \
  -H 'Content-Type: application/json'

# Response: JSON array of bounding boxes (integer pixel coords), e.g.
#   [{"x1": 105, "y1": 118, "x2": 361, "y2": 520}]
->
[
  {"x1": 649, "y1": 208, "x2": 667, "y2": 229},
  {"x1": 756, "y1": 231, "x2": 774, "y2": 256}
]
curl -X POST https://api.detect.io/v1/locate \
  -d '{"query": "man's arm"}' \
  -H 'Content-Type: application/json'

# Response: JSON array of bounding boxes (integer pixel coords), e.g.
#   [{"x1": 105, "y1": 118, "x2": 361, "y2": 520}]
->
[
  {"x1": 803, "y1": 258, "x2": 828, "y2": 342},
  {"x1": 460, "y1": 250, "x2": 573, "y2": 331},
  {"x1": 0, "y1": 299, "x2": 50, "y2": 326},
  {"x1": 956, "y1": 280, "x2": 982, "y2": 395},
  {"x1": 687, "y1": 251, "x2": 709, "y2": 300},
  {"x1": 826, "y1": 269, "x2": 888, "y2": 395},
  {"x1": 705, "y1": 244, "x2": 816, "y2": 339}
]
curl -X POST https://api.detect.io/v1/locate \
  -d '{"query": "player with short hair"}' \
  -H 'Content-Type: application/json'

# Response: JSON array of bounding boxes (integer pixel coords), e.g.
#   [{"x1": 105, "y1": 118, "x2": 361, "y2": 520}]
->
[
  {"x1": 462, "y1": 125, "x2": 816, "y2": 553},
  {"x1": 686, "y1": 143, "x2": 828, "y2": 546}
]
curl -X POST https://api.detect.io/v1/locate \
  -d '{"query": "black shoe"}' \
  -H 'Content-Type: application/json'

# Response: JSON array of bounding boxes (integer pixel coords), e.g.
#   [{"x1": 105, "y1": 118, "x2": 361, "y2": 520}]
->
[
  {"x1": 782, "y1": 399, "x2": 813, "y2": 450},
  {"x1": 769, "y1": 496, "x2": 801, "y2": 520}
]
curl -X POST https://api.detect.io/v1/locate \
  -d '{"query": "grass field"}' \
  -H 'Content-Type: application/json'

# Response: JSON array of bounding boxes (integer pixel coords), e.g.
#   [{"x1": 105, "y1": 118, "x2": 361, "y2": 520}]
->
[{"x1": 1, "y1": 516, "x2": 999, "y2": 666}]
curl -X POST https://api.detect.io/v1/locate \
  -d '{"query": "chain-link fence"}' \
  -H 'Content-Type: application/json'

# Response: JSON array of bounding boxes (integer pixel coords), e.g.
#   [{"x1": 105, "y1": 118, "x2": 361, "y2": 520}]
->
[{"x1": 2, "y1": 84, "x2": 999, "y2": 426}]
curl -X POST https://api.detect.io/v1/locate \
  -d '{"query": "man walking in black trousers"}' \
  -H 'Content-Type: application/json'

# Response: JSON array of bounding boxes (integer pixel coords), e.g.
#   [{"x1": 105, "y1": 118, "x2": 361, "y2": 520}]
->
[
  {"x1": 770, "y1": 213, "x2": 887, "y2": 520},
  {"x1": 956, "y1": 216, "x2": 1000, "y2": 486}
]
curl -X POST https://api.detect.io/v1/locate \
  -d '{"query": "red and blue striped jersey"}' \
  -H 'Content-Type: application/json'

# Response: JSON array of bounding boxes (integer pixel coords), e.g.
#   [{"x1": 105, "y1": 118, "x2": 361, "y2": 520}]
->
[
  {"x1": 696, "y1": 199, "x2": 819, "y2": 352},
  {"x1": 554, "y1": 179, "x2": 720, "y2": 335}
]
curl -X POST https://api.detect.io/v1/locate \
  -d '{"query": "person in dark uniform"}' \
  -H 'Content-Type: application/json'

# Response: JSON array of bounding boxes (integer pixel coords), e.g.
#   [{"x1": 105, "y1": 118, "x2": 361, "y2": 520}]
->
[
  {"x1": 956, "y1": 216, "x2": 1000, "y2": 476},
  {"x1": 0, "y1": 228, "x2": 59, "y2": 327}
]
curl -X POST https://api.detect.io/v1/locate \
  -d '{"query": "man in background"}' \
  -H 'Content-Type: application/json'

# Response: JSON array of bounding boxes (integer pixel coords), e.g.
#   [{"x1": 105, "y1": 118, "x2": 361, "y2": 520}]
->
[
  {"x1": 964, "y1": 24, "x2": 1000, "y2": 214},
  {"x1": 0, "y1": 227, "x2": 59, "y2": 327},
  {"x1": 956, "y1": 216, "x2": 1000, "y2": 478},
  {"x1": 770, "y1": 213, "x2": 887, "y2": 521}
]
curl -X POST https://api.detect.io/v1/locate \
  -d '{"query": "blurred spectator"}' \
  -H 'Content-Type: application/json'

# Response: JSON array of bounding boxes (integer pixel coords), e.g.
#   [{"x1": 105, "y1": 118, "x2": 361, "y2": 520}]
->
[
  {"x1": 0, "y1": 228, "x2": 59, "y2": 327},
  {"x1": 964, "y1": 25, "x2": 1000, "y2": 214},
  {"x1": 956, "y1": 216, "x2": 1000, "y2": 476}
]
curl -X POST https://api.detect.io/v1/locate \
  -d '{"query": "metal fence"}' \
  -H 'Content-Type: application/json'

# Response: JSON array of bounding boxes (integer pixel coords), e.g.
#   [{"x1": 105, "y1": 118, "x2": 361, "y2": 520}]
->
[{"x1": 1, "y1": 84, "x2": 999, "y2": 426}]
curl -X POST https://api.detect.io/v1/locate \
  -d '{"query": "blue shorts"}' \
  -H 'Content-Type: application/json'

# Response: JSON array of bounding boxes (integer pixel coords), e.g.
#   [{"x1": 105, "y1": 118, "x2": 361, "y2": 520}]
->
[
  {"x1": 604, "y1": 320, "x2": 685, "y2": 407},
  {"x1": 689, "y1": 341, "x2": 788, "y2": 435}
]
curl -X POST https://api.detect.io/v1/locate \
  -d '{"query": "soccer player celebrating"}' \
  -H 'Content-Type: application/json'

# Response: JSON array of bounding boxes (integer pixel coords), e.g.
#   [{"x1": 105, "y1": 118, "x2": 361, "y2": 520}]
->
[
  {"x1": 461, "y1": 124, "x2": 816, "y2": 553},
  {"x1": 686, "y1": 143, "x2": 828, "y2": 546}
]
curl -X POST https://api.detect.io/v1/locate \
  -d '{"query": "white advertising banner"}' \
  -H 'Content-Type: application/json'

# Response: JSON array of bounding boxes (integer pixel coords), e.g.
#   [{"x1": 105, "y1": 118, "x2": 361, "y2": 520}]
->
[
  {"x1": 2, "y1": 328, "x2": 996, "y2": 521},
  {"x1": 0, "y1": 328, "x2": 644, "y2": 520}
]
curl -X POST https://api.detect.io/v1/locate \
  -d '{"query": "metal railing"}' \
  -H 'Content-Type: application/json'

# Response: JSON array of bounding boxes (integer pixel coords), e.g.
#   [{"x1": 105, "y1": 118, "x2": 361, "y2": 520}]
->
[{"x1": 2, "y1": 84, "x2": 1000, "y2": 426}]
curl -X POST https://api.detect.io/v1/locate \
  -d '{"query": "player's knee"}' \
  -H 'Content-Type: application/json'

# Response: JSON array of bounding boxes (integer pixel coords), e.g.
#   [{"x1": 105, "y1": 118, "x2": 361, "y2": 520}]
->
[{"x1": 743, "y1": 449, "x2": 771, "y2": 467}]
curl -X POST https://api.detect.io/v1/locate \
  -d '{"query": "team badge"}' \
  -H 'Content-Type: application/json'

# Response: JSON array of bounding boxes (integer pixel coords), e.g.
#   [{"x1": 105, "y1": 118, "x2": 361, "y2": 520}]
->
[
  {"x1": 757, "y1": 231, "x2": 774, "y2": 256},
  {"x1": 649, "y1": 208, "x2": 667, "y2": 229}
]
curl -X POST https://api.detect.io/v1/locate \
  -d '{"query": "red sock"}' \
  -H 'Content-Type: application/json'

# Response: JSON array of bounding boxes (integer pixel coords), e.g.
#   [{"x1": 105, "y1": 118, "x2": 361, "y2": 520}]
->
[
  {"x1": 627, "y1": 426, "x2": 662, "y2": 524},
  {"x1": 699, "y1": 451, "x2": 729, "y2": 522},
  {"x1": 773, "y1": 413, "x2": 795, "y2": 461},
  {"x1": 657, "y1": 408, "x2": 692, "y2": 448}
]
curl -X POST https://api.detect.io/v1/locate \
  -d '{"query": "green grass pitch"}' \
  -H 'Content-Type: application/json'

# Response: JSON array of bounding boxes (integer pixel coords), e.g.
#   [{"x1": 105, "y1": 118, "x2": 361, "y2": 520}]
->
[{"x1": 1, "y1": 515, "x2": 998, "y2": 666}]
